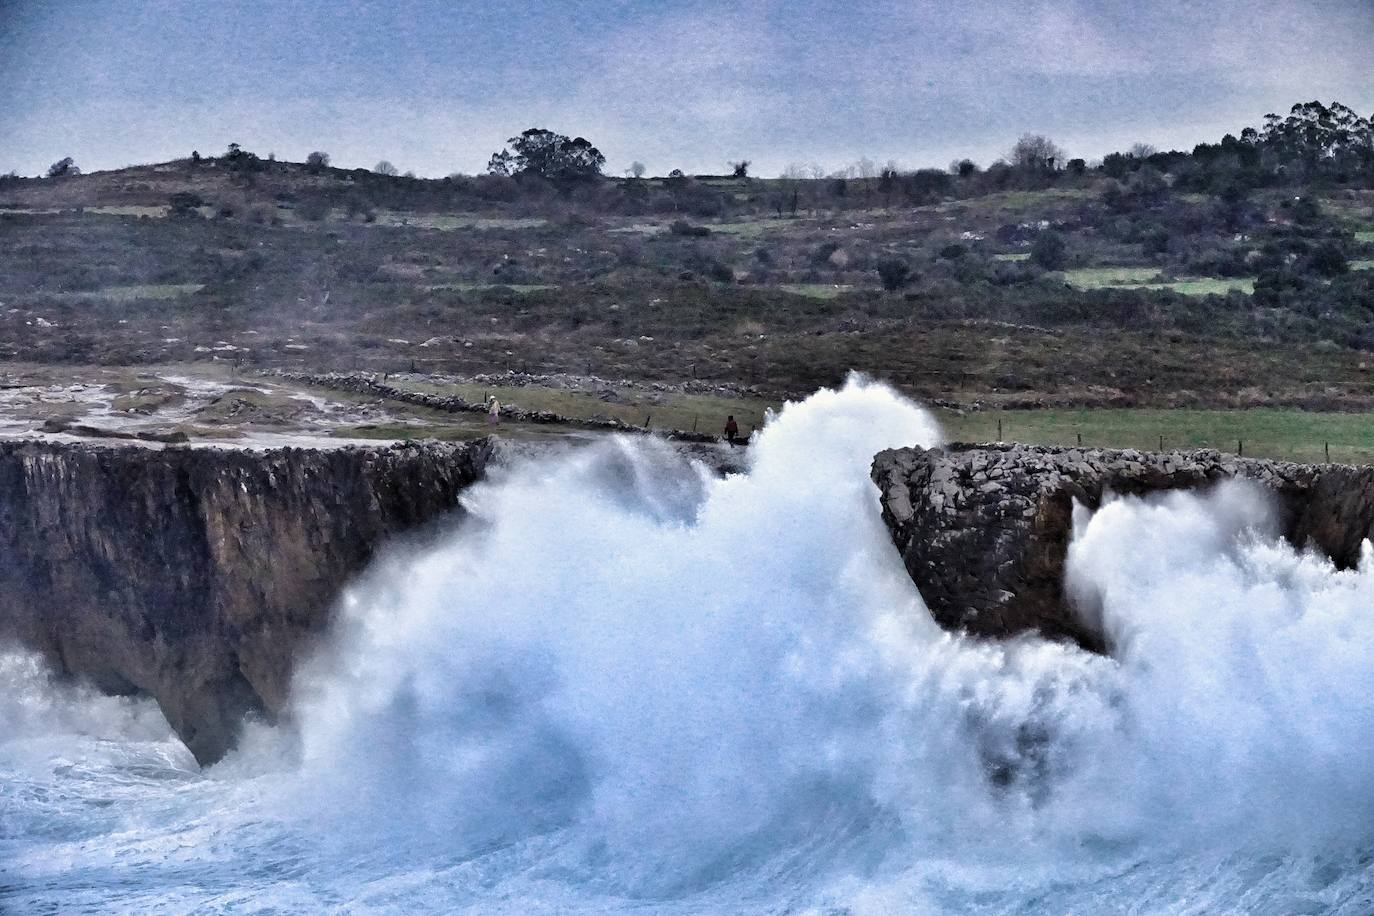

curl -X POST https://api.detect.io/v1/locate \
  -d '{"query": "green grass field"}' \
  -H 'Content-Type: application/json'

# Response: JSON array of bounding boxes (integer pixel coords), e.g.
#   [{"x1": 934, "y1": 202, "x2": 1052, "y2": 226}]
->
[
  {"x1": 1352, "y1": 259, "x2": 1374, "y2": 272},
  {"x1": 373, "y1": 212, "x2": 547, "y2": 231},
  {"x1": 1355, "y1": 230, "x2": 1374, "y2": 243},
  {"x1": 380, "y1": 377, "x2": 1374, "y2": 465},
  {"x1": 993, "y1": 252, "x2": 1030, "y2": 262},
  {"x1": 421, "y1": 282, "x2": 556, "y2": 294},
  {"x1": 939, "y1": 407, "x2": 1374, "y2": 464},
  {"x1": 709, "y1": 217, "x2": 797, "y2": 237},
  {"x1": 392, "y1": 379, "x2": 778, "y2": 436},
  {"x1": 1065, "y1": 267, "x2": 1254, "y2": 296},
  {"x1": 776, "y1": 283, "x2": 853, "y2": 299},
  {"x1": 57, "y1": 283, "x2": 204, "y2": 302}
]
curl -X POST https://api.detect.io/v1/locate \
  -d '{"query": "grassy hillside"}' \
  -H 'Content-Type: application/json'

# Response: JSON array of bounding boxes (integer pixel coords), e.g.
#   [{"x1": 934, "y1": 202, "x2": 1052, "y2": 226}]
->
[{"x1": 2, "y1": 154, "x2": 1372, "y2": 410}]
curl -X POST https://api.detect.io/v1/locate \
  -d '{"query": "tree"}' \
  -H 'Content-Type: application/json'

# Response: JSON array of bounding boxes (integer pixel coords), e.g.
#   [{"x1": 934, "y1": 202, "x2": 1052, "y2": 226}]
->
[
  {"x1": 305, "y1": 151, "x2": 330, "y2": 172},
  {"x1": 487, "y1": 128, "x2": 605, "y2": 181},
  {"x1": 952, "y1": 158, "x2": 978, "y2": 178},
  {"x1": 1010, "y1": 134, "x2": 1065, "y2": 171},
  {"x1": 628, "y1": 161, "x2": 646, "y2": 179},
  {"x1": 876, "y1": 257, "x2": 912, "y2": 290},
  {"x1": 374, "y1": 160, "x2": 399, "y2": 176},
  {"x1": 168, "y1": 191, "x2": 203, "y2": 217},
  {"x1": 1310, "y1": 241, "x2": 1349, "y2": 277},
  {"x1": 729, "y1": 159, "x2": 750, "y2": 178},
  {"x1": 223, "y1": 143, "x2": 261, "y2": 174},
  {"x1": 1030, "y1": 229, "x2": 1068, "y2": 270},
  {"x1": 46, "y1": 157, "x2": 78, "y2": 178}
]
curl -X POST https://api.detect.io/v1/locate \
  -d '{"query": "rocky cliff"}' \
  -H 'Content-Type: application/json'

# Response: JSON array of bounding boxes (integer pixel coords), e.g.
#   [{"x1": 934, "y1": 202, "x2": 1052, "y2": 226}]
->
[
  {"x1": 0, "y1": 438, "x2": 494, "y2": 765},
  {"x1": 872, "y1": 443, "x2": 1374, "y2": 651}
]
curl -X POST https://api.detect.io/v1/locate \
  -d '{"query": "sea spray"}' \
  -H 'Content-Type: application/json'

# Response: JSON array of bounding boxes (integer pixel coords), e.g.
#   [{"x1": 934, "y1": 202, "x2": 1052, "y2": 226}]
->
[{"x1": 3, "y1": 378, "x2": 1374, "y2": 912}]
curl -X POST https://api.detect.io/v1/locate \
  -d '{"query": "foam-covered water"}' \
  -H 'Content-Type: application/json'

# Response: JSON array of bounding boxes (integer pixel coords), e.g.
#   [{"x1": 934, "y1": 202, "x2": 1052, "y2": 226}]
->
[{"x1": 5, "y1": 378, "x2": 1374, "y2": 913}]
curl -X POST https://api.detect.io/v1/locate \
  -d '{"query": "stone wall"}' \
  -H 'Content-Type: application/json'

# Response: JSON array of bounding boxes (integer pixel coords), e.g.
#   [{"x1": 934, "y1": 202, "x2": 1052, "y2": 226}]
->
[
  {"x1": 0, "y1": 438, "x2": 494, "y2": 764},
  {"x1": 872, "y1": 443, "x2": 1374, "y2": 651}
]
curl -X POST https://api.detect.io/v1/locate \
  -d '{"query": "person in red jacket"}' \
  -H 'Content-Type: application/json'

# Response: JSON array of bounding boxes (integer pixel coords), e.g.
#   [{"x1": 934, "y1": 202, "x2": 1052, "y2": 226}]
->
[{"x1": 723, "y1": 415, "x2": 740, "y2": 445}]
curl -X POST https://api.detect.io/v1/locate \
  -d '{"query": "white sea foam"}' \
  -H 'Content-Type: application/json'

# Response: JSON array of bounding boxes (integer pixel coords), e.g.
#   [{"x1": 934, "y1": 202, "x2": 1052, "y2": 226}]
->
[{"x1": 4, "y1": 377, "x2": 1374, "y2": 913}]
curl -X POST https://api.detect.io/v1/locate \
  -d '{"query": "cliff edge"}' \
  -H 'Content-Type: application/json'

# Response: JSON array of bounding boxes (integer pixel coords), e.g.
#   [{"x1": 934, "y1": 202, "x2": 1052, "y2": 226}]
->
[
  {"x1": 872, "y1": 443, "x2": 1374, "y2": 651},
  {"x1": 0, "y1": 438, "x2": 494, "y2": 765}
]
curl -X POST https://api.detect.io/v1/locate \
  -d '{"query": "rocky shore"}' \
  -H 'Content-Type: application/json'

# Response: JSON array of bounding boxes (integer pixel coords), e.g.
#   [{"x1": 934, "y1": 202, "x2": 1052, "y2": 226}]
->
[
  {"x1": 0, "y1": 437, "x2": 495, "y2": 765},
  {"x1": 872, "y1": 443, "x2": 1374, "y2": 650}
]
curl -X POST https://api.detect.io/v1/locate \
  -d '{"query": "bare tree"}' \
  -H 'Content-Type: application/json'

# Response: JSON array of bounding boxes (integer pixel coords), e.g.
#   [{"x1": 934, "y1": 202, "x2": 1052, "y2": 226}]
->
[
  {"x1": 729, "y1": 159, "x2": 750, "y2": 178},
  {"x1": 305, "y1": 151, "x2": 330, "y2": 172},
  {"x1": 628, "y1": 161, "x2": 646, "y2": 179},
  {"x1": 1009, "y1": 135, "x2": 1066, "y2": 170},
  {"x1": 1129, "y1": 142, "x2": 1159, "y2": 159},
  {"x1": 374, "y1": 160, "x2": 399, "y2": 176}
]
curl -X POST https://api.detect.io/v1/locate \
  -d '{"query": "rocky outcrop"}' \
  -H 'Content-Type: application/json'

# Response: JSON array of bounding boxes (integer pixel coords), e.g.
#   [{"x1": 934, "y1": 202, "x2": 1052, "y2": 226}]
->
[
  {"x1": 0, "y1": 438, "x2": 494, "y2": 765},
  {"x1": 872, "y1": 443, "x2": 1374, "y2": 650}
]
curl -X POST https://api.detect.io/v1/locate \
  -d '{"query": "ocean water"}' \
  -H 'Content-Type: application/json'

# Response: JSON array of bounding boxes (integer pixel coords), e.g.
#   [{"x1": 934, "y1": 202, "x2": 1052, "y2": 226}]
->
[{"x1": 5, "y1": 378, "x2": 1374, "y2": 914}]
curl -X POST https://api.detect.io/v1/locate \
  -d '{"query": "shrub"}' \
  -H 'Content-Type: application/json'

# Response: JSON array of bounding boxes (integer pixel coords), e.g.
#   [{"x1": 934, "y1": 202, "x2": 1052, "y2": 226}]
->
[
  {"x1": 669, "y1": 219, "x2": 711, "y2": 237},
  {"x1": 1030, "y1": 230, "x2": 1068, "y2": 270},
  {"x1": 876, "y1": 257, "x2": 912, "y2": 290}
]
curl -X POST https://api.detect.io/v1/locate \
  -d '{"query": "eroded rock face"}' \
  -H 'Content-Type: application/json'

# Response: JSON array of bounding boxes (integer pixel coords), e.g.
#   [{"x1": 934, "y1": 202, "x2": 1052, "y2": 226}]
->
[
  {"x1": 0, "y1": 438, "x2": 494, "y2": 765},
  {"x1": 872, "y1": 443, "x2": 1374, "y2": 651}
]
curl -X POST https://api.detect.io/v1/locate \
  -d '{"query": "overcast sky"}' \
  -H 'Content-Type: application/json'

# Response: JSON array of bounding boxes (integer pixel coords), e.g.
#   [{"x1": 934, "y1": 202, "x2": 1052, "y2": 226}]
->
[{"x1": 2, "y1": 0, "x2": 1371, "y2": 178}]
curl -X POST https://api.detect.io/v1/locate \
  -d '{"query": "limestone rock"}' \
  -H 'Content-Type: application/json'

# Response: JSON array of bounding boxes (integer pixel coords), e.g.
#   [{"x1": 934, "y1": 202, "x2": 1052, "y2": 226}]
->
[
  {"x1": 0, "y1": 438, "x2": 494, "y2": 765},
  {"x1": 872, "y1": 443, "x2": 1367, "y2": 652}
]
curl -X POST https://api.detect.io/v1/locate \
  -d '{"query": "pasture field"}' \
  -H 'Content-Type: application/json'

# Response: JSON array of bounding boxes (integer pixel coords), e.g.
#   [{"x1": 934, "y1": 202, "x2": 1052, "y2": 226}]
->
[
  {"x1": 421, "y1": 282, "x2": 557, "y2": 294},
  {"x1": 940, "y1": 407, "x2": 1374, "y2": 465},
  {"x1": 360, "y1": 374, "x2": 1374, "y2": 466},
  {"x1": 372, "y1": 212, "x2": 547, "y2": 230},
  {"x1": 391, "y1": 378, "x2": 778, "y2": 437},
  {"x1": 776, "y1": 283, "x2": 853, "y2": 299},
  {"x1": 55, "y1": 283, "x2": 205, "y2": 302},
  {"x1": 1064, "y1": 267, "x2": 1254, "y2": 296}
]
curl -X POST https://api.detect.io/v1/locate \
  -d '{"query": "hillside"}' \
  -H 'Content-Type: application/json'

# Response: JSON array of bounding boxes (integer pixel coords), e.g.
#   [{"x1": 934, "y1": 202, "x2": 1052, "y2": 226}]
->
[{"x1": 2, "y1": 137, "x2": 1373, "y2": 410}]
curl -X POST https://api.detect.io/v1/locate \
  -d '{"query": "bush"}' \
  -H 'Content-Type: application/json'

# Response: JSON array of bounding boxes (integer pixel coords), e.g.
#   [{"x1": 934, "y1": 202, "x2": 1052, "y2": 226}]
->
[
  {"x1": 876, "y1": 257, "x2": 912, "y2": 291},
  {"x1": 1030, "y1": 230, "x2": 1068, "y2": 270},
  {"x1": 168, "y1": 192, "x2": 203, "y2": 217},
  {"x1": 295, "y1": 196, "x2": 330, "y2": 221},
  {"x1": 1310, "y1": 241, "x2": 1349, "y2": 278},
  {"x1": 669, "y1": 219, "x2": 711, "y2": 237}
]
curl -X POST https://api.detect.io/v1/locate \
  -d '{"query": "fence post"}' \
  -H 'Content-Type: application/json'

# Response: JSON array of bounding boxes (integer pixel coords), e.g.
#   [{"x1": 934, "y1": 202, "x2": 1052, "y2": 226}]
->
[
  {"x1": 644, "y1": 414, "x2": 651, "y2": 428},
  {"x1": 1159, "y1": 435, "x2": 1164, "y2": 451},
  {"x1": 1076, "y1": 432, "x2": 1082, "y2": 447},
  {"x1": 692, "y1": 415, "x2": 698, "y2": 432},
  {"x1": 1325, "y1": 442, "x2": 1330, "y2": 463},
  {"x1": 997, "y1": 418, "x2": 1003, "y2": 441},
  {"x1": 1238, "y1": 439, "x2": 1243, "y2": 457}
]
